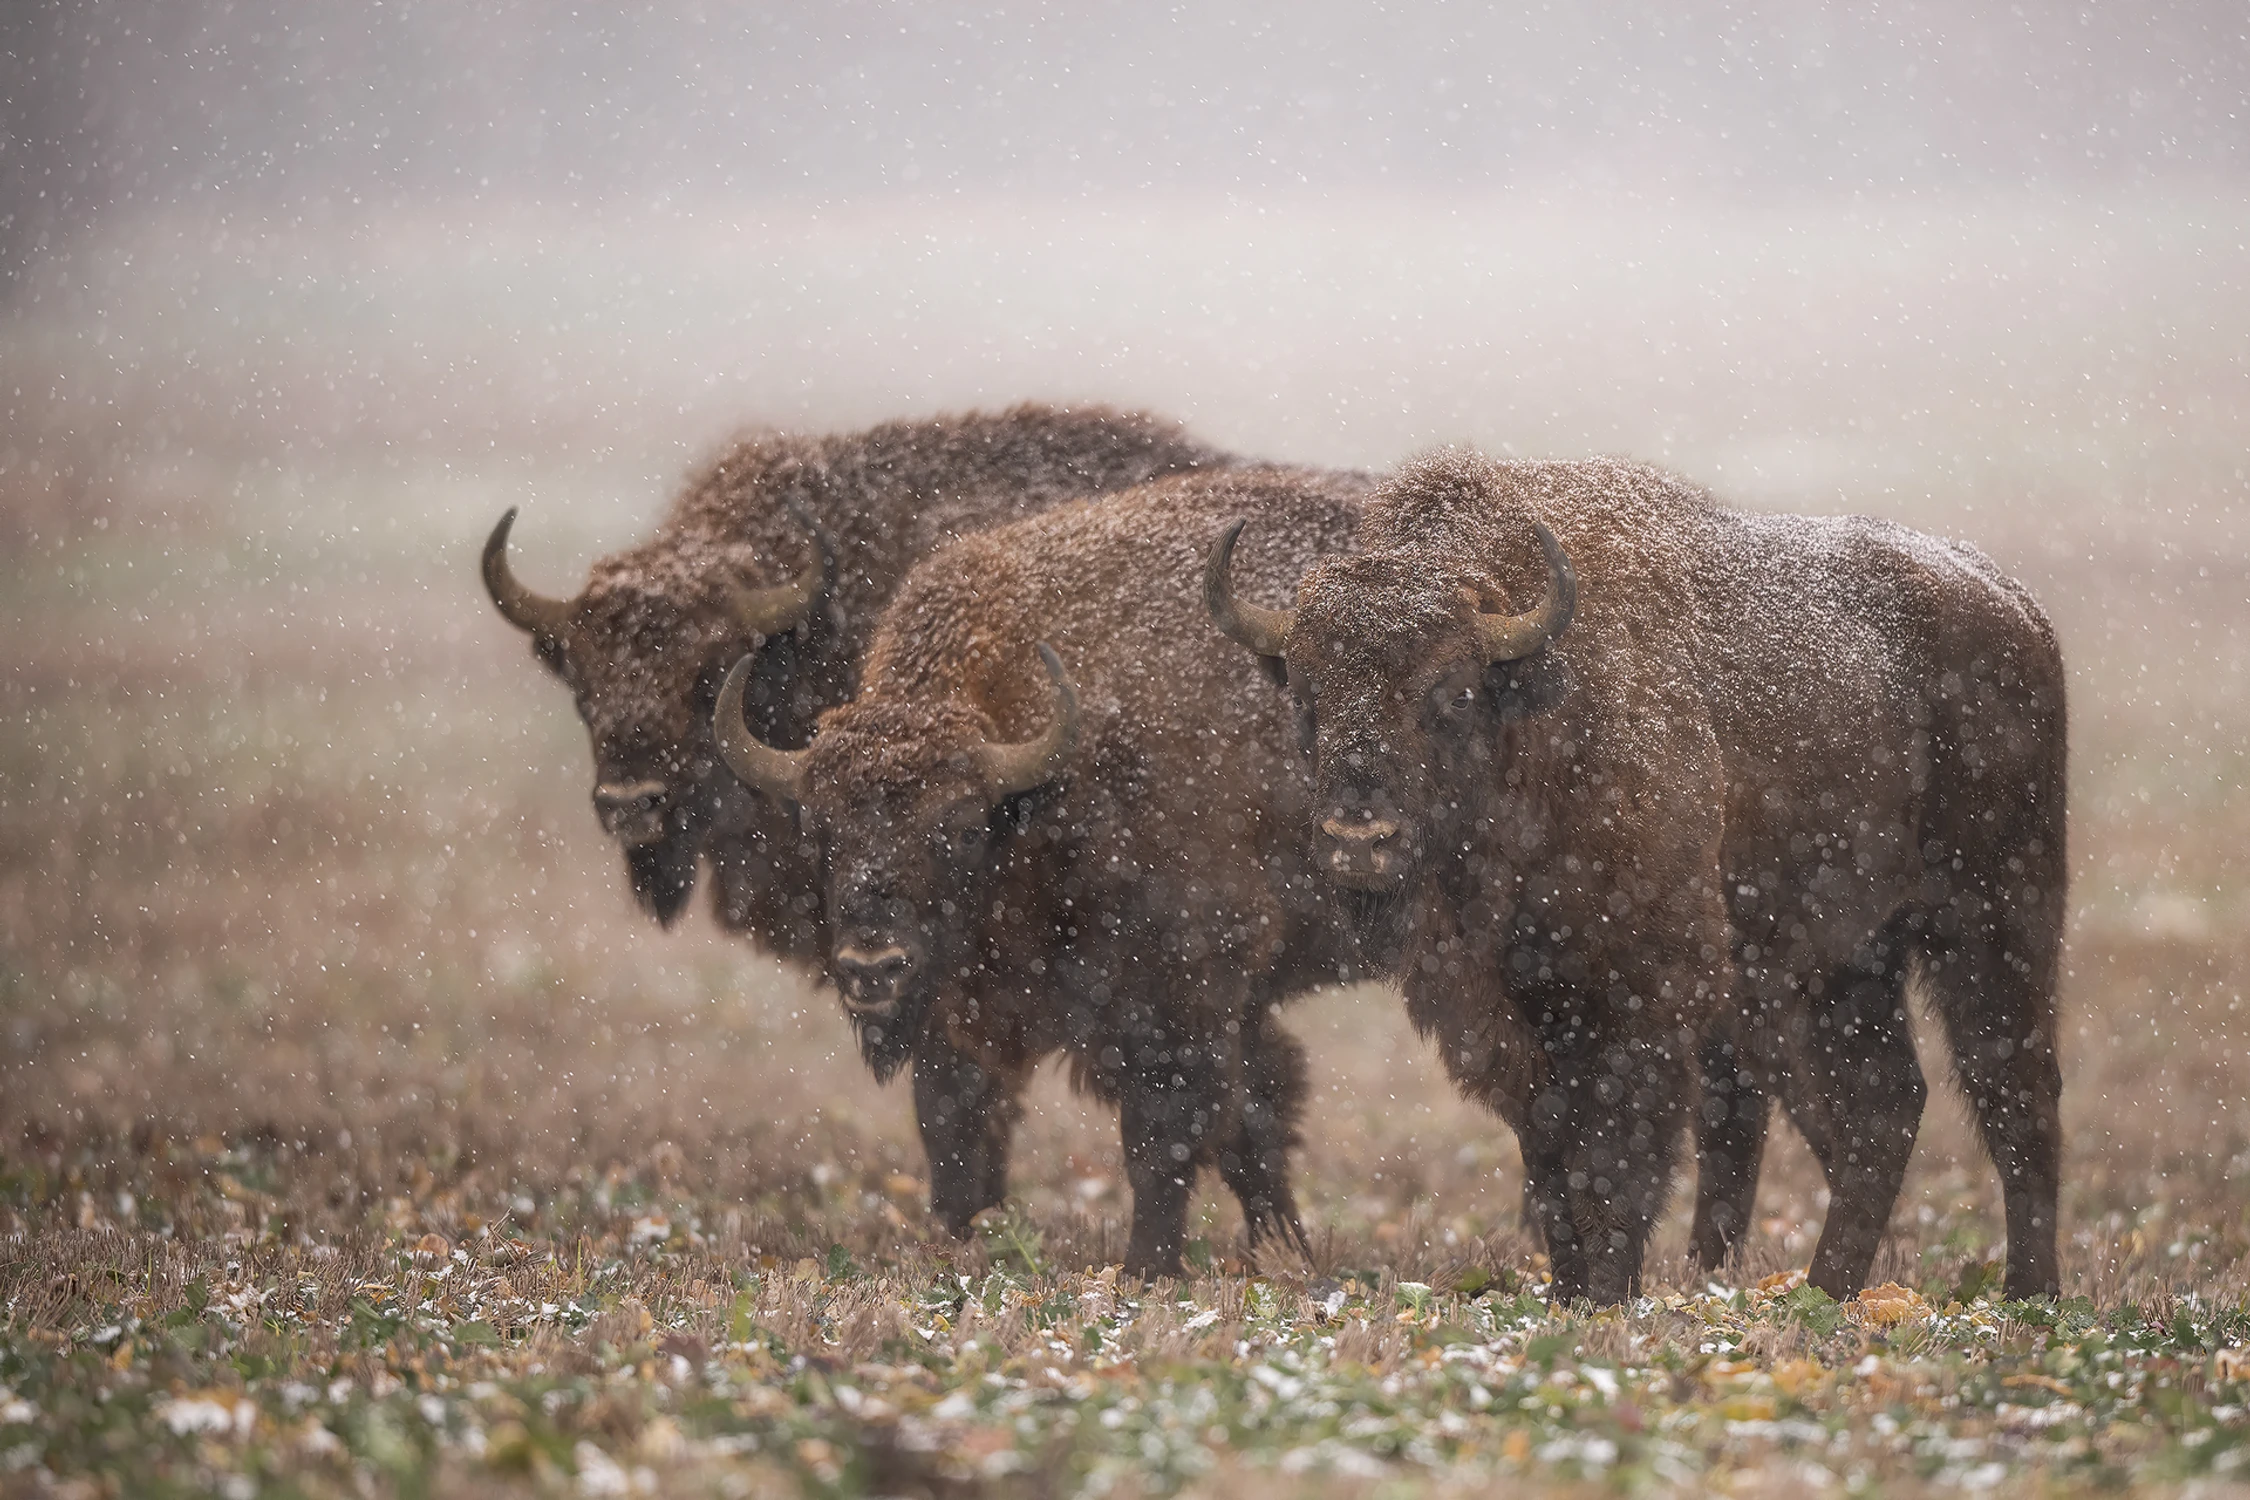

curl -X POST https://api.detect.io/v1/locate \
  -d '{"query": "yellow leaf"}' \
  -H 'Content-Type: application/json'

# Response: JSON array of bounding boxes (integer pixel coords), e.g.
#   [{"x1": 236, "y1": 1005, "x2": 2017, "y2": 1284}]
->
[
  {"x1": 1771, "y1": 1357, "x2": 1825, "y2": 1397},
  {"x1": 2003, "y1": 1372, "x2": 2074, "y2": 1395},
  {"x1": 1853, "y1": 1283, "x2": 1933, "y2": 1327}
]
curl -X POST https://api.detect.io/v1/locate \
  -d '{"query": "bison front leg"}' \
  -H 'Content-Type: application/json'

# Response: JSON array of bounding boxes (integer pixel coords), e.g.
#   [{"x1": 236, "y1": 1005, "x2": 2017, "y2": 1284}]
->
[
  {"x1": 911, "y1": 1030, "x2": 1026, "y2": 1237},
  {"x1": 1541, "y1": 1029, "x2": 1693, "y2": 1307},
  {"x1": 1689, "y1": 1018, "x2": 1771, "y2": 1272},
  {"x1": 1115, "y1": 1015, "x2": 1234, "y2": 1281},
  {"x1": 1215, "y1": 1007, "x2": 1312, "y2": 1262}
]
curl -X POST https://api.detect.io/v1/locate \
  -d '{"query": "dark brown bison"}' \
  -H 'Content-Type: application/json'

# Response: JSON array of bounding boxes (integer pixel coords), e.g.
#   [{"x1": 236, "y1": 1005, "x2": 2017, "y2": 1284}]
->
[
  {"x1": 712, "y1": 468, "x2": 1374, "y2": 1275},
  {"x1": 481, "y1": 403, "x2": 1229, "y2": 946},
  {"x1": 1208, "y1": 449, "x2": 2065, "y2": 1304}
]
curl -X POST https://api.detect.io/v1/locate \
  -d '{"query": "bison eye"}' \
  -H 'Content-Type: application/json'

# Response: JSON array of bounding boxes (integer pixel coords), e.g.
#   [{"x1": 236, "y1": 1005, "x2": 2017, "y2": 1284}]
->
[
  {"x1": 936, "y1": 820, "x2": 988, "y2": 860},
  {"x1": 1431, "y1": 678, "x2": 1481, "y2": 723}
]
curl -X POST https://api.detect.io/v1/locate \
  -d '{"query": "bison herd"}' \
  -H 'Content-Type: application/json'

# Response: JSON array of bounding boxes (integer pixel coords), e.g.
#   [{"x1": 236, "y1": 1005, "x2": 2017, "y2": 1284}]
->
[{"x1": 483, "y1": 404, "x2": 2065, "y2": 1303}]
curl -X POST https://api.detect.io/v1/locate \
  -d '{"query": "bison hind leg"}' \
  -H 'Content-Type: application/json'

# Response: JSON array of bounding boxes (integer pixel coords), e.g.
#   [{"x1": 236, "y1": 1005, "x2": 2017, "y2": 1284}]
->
[
  {"x1": 1784, "y1": 918, "x2": 1928, "y2": 1300},
  {"x1": 1918, "y1": 880, "x2": 2064, "y2": 1299}
]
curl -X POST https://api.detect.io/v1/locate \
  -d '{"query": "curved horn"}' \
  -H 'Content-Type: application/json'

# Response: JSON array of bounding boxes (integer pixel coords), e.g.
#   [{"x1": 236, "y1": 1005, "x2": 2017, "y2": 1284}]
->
[
  {"x1": 977, "y1": 643, "x2": 1079, "y2": 798},
  {"x1": 1476, "y1": 520, "x2": 1578, "y2": 664},
  {"x1": 722, "y1": 501, "x2": 836, "y2": 639},
  {"x1": 711, "y1": 653, "x2": 810, "y2": 803},
  {"x1": 482, "y1": 507, "x2": 577, "y2": 637},
  {"x1": 1205, "y1": 519, "x2": 1296, "y2": 657}
]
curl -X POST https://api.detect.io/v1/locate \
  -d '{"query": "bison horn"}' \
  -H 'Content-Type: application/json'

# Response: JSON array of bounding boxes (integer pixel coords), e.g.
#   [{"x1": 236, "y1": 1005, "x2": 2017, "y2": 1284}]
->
[
  {"x1": 1476, "y1": 520, "x2": 1577, "y2": 663},
  {"x1": 722, "y1": 501, "x2": 836, "y2": 639},
  {"x1": 977, "y1": 643, "x2": 1079, "y2": 798},
  {"x1": 712, "y1": 652, "x2": 810, "y2": 803},
  {"x1": 1205, "y1": 519, "x2": 1296, "y2": 658},
  {"x1": 482, "y1": 507, "x2": 578, "y2": 637}
]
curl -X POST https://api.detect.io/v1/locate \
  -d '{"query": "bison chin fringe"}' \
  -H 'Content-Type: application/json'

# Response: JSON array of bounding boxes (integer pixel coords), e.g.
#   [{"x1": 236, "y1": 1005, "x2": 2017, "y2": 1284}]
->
[
  {"x1": 626, "y1": 837, "x2": 700, "y2": 927},
  {"x1": 854, "y1": 1008, "x2": 925, "y2": 1086},
  {"x1": 1341, "y1": 885, "x2": 1414, "y2": 973}
]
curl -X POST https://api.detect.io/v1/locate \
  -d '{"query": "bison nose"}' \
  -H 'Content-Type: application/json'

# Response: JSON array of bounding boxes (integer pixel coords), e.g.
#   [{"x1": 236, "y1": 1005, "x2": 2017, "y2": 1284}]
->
[
  {"x1": 1316, "y1": 809, "x2": 1410, "y2": 889},
  {"x1": 594, "y1": 779, "x2": 671, "y2": 845},
  {"x1": 833, "y1": 943, "x2": 919, "y2": 1018}
]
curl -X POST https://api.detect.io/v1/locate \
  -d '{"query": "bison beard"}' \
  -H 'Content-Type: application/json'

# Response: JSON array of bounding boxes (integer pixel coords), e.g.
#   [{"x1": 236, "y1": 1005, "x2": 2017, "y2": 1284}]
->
[
  {"x1": 1214, "y1": 448, "x2": 2066, "y2": 1305},
  {"x1": 625, "y1": 834, "x2": 700, "y2": 928}
]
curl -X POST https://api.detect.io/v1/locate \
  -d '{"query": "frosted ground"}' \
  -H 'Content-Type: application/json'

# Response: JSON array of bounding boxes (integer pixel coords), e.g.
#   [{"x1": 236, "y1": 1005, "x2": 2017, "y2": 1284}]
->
[{"x1": 2, "y1": 187, "x2": 2247, "y2": 1494}]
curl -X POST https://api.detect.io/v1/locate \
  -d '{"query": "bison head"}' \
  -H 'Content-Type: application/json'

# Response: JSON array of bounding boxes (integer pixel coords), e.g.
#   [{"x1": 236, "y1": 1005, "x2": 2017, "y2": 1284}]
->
[
  {"x1": 1207, "y1": 515, "x2": 1575, "y2": 906},
  {"x1": 711, "y1": 644, "x2": 1078, "y2": 1080},
  {"x1": 482, "y1": 505, "x2": 834, "y2": 924}
]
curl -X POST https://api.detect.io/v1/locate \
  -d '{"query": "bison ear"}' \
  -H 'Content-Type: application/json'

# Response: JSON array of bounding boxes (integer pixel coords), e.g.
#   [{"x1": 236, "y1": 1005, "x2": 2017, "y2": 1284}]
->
[{"x1": 532, "y1": 631, "x2": 570, "y2": 678}]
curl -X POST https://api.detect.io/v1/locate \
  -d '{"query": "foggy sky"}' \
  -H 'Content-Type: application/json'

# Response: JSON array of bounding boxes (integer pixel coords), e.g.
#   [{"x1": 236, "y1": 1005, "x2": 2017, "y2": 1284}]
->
[{"x1": 5, "y1": 0, "x2": 2247, "y2": 286}]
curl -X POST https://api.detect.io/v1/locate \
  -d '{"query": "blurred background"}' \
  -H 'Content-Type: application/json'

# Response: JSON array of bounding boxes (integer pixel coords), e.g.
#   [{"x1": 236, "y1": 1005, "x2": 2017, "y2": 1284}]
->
[{"x1": 1, "y1": 1, "x2": 2244, "y2": 1275}]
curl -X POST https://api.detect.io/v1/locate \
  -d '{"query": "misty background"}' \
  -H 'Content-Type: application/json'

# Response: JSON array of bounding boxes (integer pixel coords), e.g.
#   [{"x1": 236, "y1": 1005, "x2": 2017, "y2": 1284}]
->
[
  {"x1": 6, "y1": 2, "x2": 2246, "y2": 492},
  {"x1": 0, "y1": 2, "x2": 2245, "y2": 1232},
  {"x1": 8, "y1": 2, "x2": 2249, "y2": 236}
]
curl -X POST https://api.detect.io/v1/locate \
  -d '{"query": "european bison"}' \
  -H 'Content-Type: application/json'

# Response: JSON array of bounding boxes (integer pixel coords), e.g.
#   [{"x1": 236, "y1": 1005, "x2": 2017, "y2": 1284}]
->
[
  {"x1": 712, "y1": 468, "x2": 1374, "y2": 1275},
  {"x1": 1208, "y1": 449, "x2": 2065, "y2": 1304},
  {"x1": 481, "y1": 403, "x2": 1229, "y2": 948}
]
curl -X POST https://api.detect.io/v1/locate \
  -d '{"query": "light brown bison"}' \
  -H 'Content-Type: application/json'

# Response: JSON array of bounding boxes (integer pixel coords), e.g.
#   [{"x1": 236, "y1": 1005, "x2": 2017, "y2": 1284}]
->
[
  {"x1": 481, "y1": 403, "x2": 1229, "y2": 944},
  {"x1": 713, "y1": 468, "x2": 1374, "y2": 1275},
  {"x1": 1208, "y1": 449, "x2": 2064, "y2": 1304}
]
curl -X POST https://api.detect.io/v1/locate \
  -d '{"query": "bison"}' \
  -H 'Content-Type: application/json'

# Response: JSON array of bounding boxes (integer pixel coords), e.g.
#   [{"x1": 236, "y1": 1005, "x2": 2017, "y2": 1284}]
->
[
  {"x1": 711, "y1": 468, "x2": 1374, "y2": 1275},
  {"x1": 1207, "y1": 449, "x2": 2065, "y2": 1304},
  {"x1": 481, "y1": 403, "x2": 1229, "y2": 948}
]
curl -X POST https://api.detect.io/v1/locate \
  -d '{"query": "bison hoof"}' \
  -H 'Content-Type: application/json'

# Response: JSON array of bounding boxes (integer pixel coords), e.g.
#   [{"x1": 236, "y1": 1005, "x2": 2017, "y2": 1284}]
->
[{"x1": 931, "y1": 1202, "x2": 984, "y2": 1239}]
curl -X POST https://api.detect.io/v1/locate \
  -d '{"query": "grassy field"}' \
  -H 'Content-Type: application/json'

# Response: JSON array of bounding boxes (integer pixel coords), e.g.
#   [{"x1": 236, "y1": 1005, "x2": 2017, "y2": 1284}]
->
[{"x1": 2, "y1": 187, "x2": 2248, "y2": 1495}]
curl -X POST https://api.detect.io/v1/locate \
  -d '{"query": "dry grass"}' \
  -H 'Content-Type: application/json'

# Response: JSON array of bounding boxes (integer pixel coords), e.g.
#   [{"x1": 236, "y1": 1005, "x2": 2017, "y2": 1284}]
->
[{"x1": 1, "y1": 186, "x2": 2248, "y2": 1494}]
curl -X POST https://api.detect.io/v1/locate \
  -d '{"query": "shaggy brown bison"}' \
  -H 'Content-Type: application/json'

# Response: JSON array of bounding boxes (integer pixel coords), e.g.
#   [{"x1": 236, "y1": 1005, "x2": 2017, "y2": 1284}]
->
[
  {"x1": 712, "y1": 468, "x2": 1374, "y2": 1275},
  {"x1": 1208, "y1": 450, "x2": 2065, "y2": 1304},
  {"x1": 481, "y1": 403, "x2": 1228, "y2": 946}
]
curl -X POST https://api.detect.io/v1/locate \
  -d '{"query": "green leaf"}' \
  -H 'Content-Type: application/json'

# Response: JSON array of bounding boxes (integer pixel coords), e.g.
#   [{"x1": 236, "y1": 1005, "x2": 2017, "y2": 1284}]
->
[
  {"x1": 1779, "y1": 1284, "x2": 1842, "y2": 1336},
  {"x1": 729, "y1": 1292, "x2": 759, "y2": 1345},
  {"x1": 452, "y1": 1322, "x2": 499, "y2": 1347},
  {"x1": 1952, "y1": 1259, "x2": 2004, "y2": 1305},
  {"x1": 1526, "y1": 1332, "x2": 1573, "y2": 1365}
]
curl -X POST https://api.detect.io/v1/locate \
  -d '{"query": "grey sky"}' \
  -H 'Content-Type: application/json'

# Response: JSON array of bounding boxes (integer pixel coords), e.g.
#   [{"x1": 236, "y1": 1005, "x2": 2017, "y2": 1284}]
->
[{"x1": 6, "y1": 1, "x2": 2245, "y2": 278}]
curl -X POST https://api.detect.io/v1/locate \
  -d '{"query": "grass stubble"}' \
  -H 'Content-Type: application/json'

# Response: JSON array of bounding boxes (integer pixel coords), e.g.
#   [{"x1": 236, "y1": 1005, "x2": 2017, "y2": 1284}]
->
[{"x1": 1, "y1": 191, "x2": 2248, "y2": 1495}]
